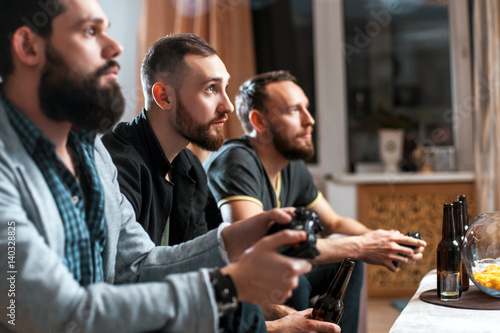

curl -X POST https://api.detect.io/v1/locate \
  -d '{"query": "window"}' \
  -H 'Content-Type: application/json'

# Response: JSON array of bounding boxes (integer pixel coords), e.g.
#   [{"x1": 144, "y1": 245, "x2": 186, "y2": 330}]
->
[
  {"x1": 248, "y1": 0, "x2": 472, "y2": 176},
  {"x1": 314, "y1": 0, "x2": 472, "y2": 175},
  {"x1": 344, "y1": 0, "x2": 453, "y2": 172}
]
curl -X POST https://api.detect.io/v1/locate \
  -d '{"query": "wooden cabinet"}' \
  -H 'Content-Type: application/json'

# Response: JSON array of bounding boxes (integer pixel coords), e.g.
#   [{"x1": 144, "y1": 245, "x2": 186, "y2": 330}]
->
[{"x1": 358, "y1": 182, "x2": 476, "y2": 297}]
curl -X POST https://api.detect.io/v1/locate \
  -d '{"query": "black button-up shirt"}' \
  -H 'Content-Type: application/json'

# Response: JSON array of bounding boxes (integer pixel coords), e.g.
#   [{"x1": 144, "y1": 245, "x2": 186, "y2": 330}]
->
[{"x1": 101, "y1": 110, "x2": 213, "y2": 245}]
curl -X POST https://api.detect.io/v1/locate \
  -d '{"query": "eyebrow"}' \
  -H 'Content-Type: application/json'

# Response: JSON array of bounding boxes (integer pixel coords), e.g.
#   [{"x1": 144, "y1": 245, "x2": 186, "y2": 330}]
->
[
  {"x1": 74, "y1": 17, "x2": 110, "y2": 29},
  {"x1": 288, "y1": 101, "x2": 310, "y2": 110},
  {"x1": 202, "y1": 76, "x2": 232, "y2": 86}
]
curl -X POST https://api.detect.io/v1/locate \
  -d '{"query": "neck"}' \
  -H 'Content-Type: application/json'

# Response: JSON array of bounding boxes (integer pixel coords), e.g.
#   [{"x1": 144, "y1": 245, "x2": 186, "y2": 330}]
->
[
  {"x1": 248, "y1": 135, "x2": 289, "y2": 188},
  {"x1": 146, "y1": 107, "x2": 188, "y2": 163},
  {"x1": 3, "y1": 76, "x2": 73, "y2": 168}
]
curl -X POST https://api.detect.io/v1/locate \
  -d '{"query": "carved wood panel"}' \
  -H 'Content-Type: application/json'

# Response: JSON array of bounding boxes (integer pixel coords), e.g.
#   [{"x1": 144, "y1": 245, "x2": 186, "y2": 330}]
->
[{"x1": 358, "y1": 182, "x2": 476, "y2": 297}]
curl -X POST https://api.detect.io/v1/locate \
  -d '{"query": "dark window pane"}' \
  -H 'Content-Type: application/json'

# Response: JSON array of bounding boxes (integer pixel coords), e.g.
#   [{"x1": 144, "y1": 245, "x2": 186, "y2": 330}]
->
[{"x1": 343, "y1": 0, "x2": 452, "y2": 172}]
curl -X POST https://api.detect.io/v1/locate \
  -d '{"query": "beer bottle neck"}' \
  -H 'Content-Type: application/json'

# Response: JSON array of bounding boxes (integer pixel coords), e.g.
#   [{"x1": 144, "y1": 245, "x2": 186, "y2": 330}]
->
[
  {"x1": 326, "y1": 260, "x2": 355, "y2": 299},
  {"x1": 457, "y1": 195, "x2": 469, "y2": 227},
  {"x1": 442, "y1": 203, "x2": 457, "y2": 240},
  {"x1": 453, "y1": 201, "x2": 465, "y2": 240}
]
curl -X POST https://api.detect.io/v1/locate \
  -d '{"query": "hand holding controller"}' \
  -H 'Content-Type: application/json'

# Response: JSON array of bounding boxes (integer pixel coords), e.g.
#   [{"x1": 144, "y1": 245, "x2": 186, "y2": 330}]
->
[
  {"x1": 393, "y1": 232, "x2": 424, "y2": 267},
  {"x1": 267, "y1": 207, "x2": 324, "y2": 259}
]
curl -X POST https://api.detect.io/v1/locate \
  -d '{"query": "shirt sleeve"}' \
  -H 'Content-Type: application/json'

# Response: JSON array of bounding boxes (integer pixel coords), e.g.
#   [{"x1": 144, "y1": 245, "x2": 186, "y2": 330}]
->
[{"x1": 205, "y1": 146, "x2": 266, "y2": 209}]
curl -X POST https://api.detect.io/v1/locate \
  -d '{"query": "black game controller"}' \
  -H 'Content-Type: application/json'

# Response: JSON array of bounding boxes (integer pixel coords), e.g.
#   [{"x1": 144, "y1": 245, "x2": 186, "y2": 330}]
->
[
  {"x1": 267, "y1": 207, "x2": 324, "y2": 259},
  {"x1": 393, "y1": 232, "x2": 424, "y2": 267}
]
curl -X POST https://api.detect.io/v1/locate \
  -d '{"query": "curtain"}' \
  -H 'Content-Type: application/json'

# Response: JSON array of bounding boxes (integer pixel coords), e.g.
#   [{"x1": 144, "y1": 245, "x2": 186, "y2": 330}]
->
[
  {"x1": 473, "y1": 0, "x2": 500, "y2": 212},
  {"x1": 137, "y1": 0, "x2": 255, "y2": 161}
]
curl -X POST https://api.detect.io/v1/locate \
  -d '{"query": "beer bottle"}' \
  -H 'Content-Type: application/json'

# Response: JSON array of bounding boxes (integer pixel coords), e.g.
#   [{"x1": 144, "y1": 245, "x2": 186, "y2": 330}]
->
[
  {"x1": 454, "y1": 199, "x2": 469, "y2": 291},
  {"x1": 457, "y1": 195, "x2": 469, "y2": 232},
  {"x1": 311, "y1": 258, "x2": 356, "y2": 324},
  {"x1": 437, "y1": 203, "x2": 462, "y2": 299}
]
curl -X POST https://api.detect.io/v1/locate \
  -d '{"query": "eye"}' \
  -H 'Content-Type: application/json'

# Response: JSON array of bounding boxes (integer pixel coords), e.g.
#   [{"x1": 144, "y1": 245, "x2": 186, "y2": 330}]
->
[
  {"x1": 84, "y1": 26, "x2": 97, "y2": 36},
  {"x1": 205, "y1": 84, "x2": 215, "y2": 93}
]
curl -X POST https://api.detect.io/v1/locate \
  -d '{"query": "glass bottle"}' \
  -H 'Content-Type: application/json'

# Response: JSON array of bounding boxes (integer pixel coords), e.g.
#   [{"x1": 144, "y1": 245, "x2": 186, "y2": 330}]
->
[
  {"x1": 457, "y1": 194, "x2": 470, "y2": 238},
  {"x1": 454, "y1": 199, "x2": 469, "y2": 291},
  {"x1": 311, "y1": 258, "x2": 356, "y2": 323},
  {"x1": 437, "y1": 203, "x2": 462, "y2": 300}
]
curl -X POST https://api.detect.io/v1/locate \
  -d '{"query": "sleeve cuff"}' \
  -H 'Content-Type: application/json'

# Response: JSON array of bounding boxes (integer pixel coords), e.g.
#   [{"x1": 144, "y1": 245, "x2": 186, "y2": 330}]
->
[{"x1": 216, "y1": 222, "x2": 231, "y2": 264}]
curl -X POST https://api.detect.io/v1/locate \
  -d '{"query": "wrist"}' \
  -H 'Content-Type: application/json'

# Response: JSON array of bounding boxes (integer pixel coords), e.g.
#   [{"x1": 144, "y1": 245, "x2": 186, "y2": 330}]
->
[
  {"x1": 220, "y1": 224, "x2": 242, "y2": 262},
  {"x1": 350, "y1": 235, "x2": 364, "y2": 260},
  {"x1": 265, "y1": 320, "x2": 279, "y2": 333},
  {"x1": 261, "y1": 304, "x2": 294, "y2": 320},
  {"x1": 314, "y1": 237, "x2": 361, "y2": 264}
]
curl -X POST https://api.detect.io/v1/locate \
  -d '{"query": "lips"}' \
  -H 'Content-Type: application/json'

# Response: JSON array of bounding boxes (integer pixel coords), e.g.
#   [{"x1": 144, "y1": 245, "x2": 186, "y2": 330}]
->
[
  {"x1": 103, "y1": 66, "x2": 119, "y2": 80},
  {"x1": 97, "y1": 61, "x2": 121, "y2": 80},
  {"x1": 213, "y1": 115, "x2": 228, "y2": 126},
  {"x1": 298, "y1": 128, "x2": 314, "y2": 138}
]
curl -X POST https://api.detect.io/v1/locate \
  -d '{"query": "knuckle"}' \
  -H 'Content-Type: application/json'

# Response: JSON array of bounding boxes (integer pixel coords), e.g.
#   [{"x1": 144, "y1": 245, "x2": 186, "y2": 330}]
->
[{"x1": 388, "y1": 244, "x2": 398, "y2": 251}]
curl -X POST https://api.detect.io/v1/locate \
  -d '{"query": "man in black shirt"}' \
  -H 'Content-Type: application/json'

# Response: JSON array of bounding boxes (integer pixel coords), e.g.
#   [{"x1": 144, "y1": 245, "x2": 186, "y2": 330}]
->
[{"x1": 102, "y1": 34, "x2": 226, "y2": 247}]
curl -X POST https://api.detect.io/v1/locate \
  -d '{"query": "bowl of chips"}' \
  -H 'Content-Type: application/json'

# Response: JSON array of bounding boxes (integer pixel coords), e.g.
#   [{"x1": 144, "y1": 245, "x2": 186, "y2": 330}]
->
[{"x1": 462, "y1": 212, "x2": 500, "y2": 298}]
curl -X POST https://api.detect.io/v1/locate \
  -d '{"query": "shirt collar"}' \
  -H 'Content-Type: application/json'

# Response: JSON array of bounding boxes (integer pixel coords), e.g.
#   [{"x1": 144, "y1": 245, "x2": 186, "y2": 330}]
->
[
  {"x1": 138, "y1": 110, "x2": 172, "y2": 176},
  {"x1": 0, "y1": 89, "x2": 46, "y2": 156},
  {"x1": 141, "y1": 111, "x2": 195, "y2": 177}
]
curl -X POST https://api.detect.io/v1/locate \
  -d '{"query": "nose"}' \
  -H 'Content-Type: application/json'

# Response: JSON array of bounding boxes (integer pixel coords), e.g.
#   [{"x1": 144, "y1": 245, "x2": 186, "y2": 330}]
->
[
  {"x1": 102, "y1": 34, "x2": 123, "y2": 59},
  {"x1": 302, "y1": 108, "x2": 315, "y2": 127},
  {"x1": 218, "y1": 90, "x2": 235, "y2": 114}
]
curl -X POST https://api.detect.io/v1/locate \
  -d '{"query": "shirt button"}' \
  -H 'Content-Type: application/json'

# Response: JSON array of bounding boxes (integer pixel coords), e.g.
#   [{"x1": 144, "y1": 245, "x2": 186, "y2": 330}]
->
[{"x1": 72, "y1": 196, "x2": 79, "y2": 204}]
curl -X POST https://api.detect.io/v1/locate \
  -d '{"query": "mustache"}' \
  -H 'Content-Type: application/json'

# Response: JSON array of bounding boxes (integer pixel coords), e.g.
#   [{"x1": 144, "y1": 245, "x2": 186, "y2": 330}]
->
[
  {"x1": 95, "y1": 60, "x2": 121, "y2": 77},
  {"x1": 297, "y1": 127, "x2": 314, "y2": 137},
  {"x1": 211, "y1": 114, "x2": 229, "y2": 124}
]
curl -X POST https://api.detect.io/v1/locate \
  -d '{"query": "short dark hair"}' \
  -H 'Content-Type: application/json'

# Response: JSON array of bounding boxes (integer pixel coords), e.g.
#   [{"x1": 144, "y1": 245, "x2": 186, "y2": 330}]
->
[
  {"x1": 141, "y1": 33, "x2": 217, "y2": 105},
  {"x1": 236, "y1": 70, "x2": 297, "y2": 133},
  {"x1": 0, "y1": 0, "x2": 66, "y2": 82}
]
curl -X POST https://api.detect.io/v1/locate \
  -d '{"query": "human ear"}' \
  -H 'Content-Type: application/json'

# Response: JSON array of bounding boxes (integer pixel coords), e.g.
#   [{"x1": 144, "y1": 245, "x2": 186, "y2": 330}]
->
[
  {"x1": 152, "y1": 82, "x2": 174, "y2": 110},
  {"x1": 249, "y1": 109, "x2": 268, "y2": 133},
  {"x1": 10, "y1": 27, "x2": 43, "y2": 67}
]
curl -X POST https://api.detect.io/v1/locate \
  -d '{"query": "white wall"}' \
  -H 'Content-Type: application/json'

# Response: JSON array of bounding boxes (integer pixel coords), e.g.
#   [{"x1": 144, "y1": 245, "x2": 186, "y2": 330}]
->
[{"x1": 99, "y1": 0, "x2": 142, "y2": 122}]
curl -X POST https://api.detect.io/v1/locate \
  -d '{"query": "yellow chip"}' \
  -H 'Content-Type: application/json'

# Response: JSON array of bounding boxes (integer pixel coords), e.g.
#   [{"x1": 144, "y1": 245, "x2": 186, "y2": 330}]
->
[{"x1": 473, "y1": 264, "x2": 500, "y2": 291}]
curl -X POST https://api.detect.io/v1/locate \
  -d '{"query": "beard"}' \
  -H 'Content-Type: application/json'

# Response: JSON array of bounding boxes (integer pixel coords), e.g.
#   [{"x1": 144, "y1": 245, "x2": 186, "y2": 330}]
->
[
  {"x1": 174, "y1": 92, "x2": 226, "y2": 151},
  {"x1": 270, "y1": 123, "x2": 315, "y2": 161},
  {"x1": 38, "y1": 44, "x2": 125, "y2": 133}
]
